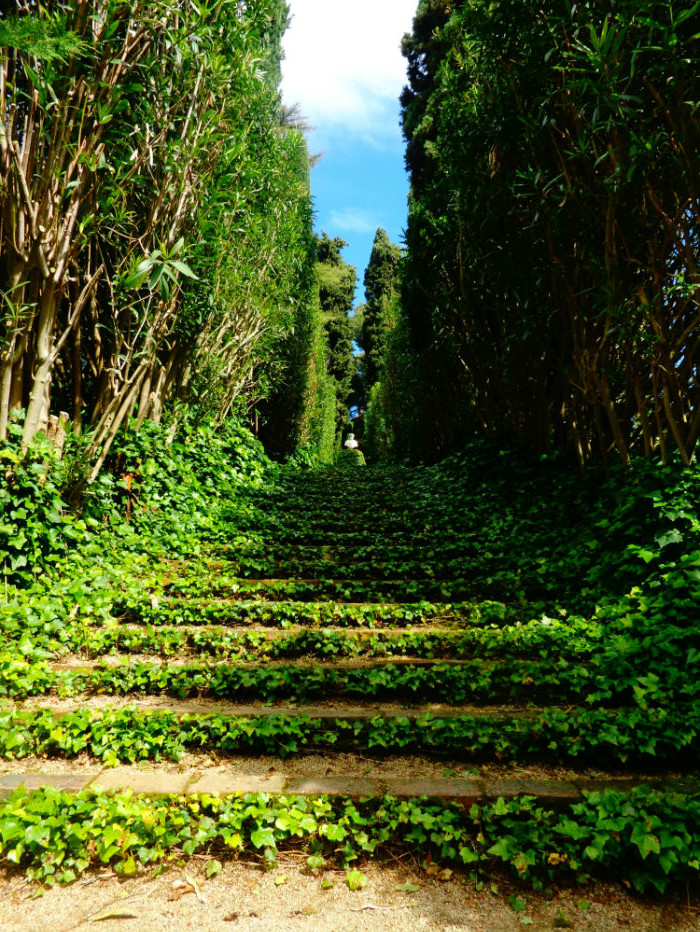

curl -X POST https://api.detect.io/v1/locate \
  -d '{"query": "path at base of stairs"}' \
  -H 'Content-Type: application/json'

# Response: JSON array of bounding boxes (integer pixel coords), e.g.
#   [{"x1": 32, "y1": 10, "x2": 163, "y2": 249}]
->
[{"x1": 2, "y1": 860, "x2": 698, "y2": 932}]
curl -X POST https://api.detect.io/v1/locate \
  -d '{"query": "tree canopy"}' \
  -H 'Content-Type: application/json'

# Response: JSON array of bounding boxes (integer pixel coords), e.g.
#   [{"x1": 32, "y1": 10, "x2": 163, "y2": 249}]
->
[
  {"x1": 0, "y1": 0, "x2": 317, "y2": 473},
  {"x1": 399, "y1": 0, "x2": 700, "y2": 465},
  {"x1": 316, "y1": 234, "x2": 357, "y2": 435},
  {"x1": 362, "y1": 229, "x2": 403, "y2": 391}
]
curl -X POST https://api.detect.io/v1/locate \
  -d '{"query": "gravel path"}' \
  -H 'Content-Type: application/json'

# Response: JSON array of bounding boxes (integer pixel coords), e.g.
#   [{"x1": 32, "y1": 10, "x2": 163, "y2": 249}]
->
[{"x1": 2, "y1": 860, "x2": 699, "y2": 932}]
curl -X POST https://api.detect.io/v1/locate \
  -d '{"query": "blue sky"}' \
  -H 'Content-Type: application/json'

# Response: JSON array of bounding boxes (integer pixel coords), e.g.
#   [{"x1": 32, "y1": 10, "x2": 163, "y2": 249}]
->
[{"x1": 281, "y1": 0, "x2": 417, "y2": 305}]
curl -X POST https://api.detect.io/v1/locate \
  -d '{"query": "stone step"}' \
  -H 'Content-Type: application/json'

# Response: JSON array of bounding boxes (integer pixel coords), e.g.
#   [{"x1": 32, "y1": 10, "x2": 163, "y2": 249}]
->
[
  {"x1": 225, "y1": 518, "x2": 478, "y2": 538},
  {"x1": 72, "y1": 622, "x2": 570, "y2": 663},
  {"x1": 218, "y1": 561, "x2": 481, "y2": 582},
  {"x1": 1, "y1": 766, "x2": 692, "y2": 804},
  {"x1": 164, "y1": 576, "x2": 504, "y2": 603},
  {"x1": 238, "y1": 529, "x2": 470, "y2": 547},
  {"x1": 223, "y1": 542, "x2": 475, "y2": 559},
  {"x1": 12, "y1": 696, "x2": 538, "y2": 719},
  {"x1": 68, "y1": 623, "x2": 501, "y2": 660},
  {"x1": 120, "y1": 597, "x2": 500, "y2": 628},
  {"x1": 43, "y1": 654, "x2": 583, "y2": 705},
  {"x1": 99, "y1": 622, "x2": 471, "y2": 636},
  {"x1": 6, "y1": 698, "x2": 697, "y2": 769},
  {"x1": 52, "y1": 654, "x2": 496, "y2": 671}
]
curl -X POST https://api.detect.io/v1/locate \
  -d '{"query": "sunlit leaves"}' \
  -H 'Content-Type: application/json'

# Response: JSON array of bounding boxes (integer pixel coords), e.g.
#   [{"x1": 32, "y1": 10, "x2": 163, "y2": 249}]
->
[{"x1": 123, "y1": 241, "x2": 198, "y2": 301}]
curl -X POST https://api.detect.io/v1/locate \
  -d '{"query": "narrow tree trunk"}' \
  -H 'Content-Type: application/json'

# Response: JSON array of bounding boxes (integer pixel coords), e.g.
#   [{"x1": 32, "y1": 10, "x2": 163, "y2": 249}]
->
[
  {"x1": 88, "y1": 369, "x2": 148, "y2": 481},
  {"x1": 651, "y1": 369, "x2": 667, "y2": 464},
  {"x1": 21, "y1": 288, "x2": 59, "y2": 448},
  {"x1": 597, "y1": 370, "x2": 631, "y2": 467},
  {"x1": 662, "y1": 384, "x2": 691, "y2": 466},
  {"x1": 134, "y1": 369, "x2": 153, "y2": 429},
  {"x1": 72, "y1": 319, "x2": 83, "y2": 433},
  {"x1": 0, "y1": 359, "x2": 13, "y2": 441},
  {"x1": 632, "y1": 375, "x2": 653, "y2": 458}
]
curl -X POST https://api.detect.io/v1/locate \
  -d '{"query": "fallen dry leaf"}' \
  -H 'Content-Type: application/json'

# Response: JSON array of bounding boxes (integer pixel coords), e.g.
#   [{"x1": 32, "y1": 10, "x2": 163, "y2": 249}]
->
[
  {"x1": 169, "y1": 879, "x2": 195, "y2": 901},
  {"x1": 90, "y1": 909, "x2": 139, "y2": 922},
  {"x1": 185, "y1": 872, "x2": 207, "y2": 903},
  {"x1": 349, "y1": 904, "x2": 412, "y2": 912}
]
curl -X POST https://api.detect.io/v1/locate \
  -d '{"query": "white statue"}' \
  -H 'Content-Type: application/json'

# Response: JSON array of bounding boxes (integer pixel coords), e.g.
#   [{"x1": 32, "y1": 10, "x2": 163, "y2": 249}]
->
[{"x1": 344, "y1": 432, "x2": 359, "y2": 450}]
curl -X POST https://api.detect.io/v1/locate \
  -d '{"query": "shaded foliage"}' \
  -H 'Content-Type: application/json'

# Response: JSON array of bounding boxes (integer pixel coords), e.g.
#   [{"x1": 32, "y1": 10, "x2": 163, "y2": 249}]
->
[
  {"x1": 400, "y1": 0, "x2": 700, "y2": 464},
  {"x1": 316, "y1": 234, "x2": 357, "y2": 435},
  {"x1": 362, "y1": 229, "x2": 403, "y2": 389}
]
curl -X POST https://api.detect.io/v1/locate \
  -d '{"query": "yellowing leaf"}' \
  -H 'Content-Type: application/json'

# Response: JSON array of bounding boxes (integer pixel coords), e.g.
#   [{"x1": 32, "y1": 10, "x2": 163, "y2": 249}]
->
[
  {"x1": 346, "y1": 869, "x2": 367, "y2": 891},
  {"x1": 91, "y1": 910, "x2": 139, "y2": 922}
]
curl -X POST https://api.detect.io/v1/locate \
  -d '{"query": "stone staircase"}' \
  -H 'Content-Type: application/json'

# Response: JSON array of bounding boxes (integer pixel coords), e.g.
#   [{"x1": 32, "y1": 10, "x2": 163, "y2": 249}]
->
[{"x1": 3, "y1": 463, "x2": 688, "y2": 813}]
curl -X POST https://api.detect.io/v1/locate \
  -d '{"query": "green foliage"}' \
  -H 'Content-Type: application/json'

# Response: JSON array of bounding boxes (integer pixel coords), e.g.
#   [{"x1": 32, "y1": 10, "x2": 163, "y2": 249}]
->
[
  {"x1": 316, "y1": 234, "x2": 357, "y2": 433},
  {"x1": 119, "y1": 597, "x2": 467, "y2": 629},
  {"x1": 400, "y1": 0, "x2": 700, "y2": 464},
  {"x1": 0, "y1": 420, "x2": 90, "y2": 585},
  {"x1": 362, "y1": 312, "x2": 427, "y2": 463},
  {"x1": 357, "y1": 228, "x2": 405, "y2": 461},
  {"x1": 364, "y1": 381, "x2": 392, "y2": 462},
  {"x1": 269, "y1": 290, "x2": 337, "y2": 464},
  {"x1": 5, "y1": 424, "x2": 700, "y2": 894},
  {"x1": 0, "y1": 12, "x2": 86, "y2": 62},
  {"x1": 0, "y1": 414, "x2": 270, "y2": 589},
  {"x1": 259, "y1": 0, "x2": 290, "y2": 91},
  {"x1": 0, "y1": 701, "x2": 698, "y2": 768},
  {"x1": 473, "y1": 787, "x2": 700, "y2": 893},
  {"x1": 92, "y1": 417, "x2": 270, "y2": 552},
  {"x1": 1, "y1": 0, "x2": 314, "y2": 471},
  {"x1": 16, "y1": 616, "x2": 599, "y2": 664},
  {"x1": 1, "y1": 786, "x2": 699, "y2": 893},
  {"x1": 361, "y1": 229, "x2": 402, "y2": 390},
  {"x1": 335, "y1": 448, "x2": 366, "y2": 468}
]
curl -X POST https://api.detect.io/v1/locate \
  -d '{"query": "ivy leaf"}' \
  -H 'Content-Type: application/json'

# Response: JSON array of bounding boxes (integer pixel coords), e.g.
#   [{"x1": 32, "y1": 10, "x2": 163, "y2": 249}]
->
[
  {"x1": 250, "y1": 827, "x2": 275, "y2": 849},
  {"x1": 321, "y1": 823, "x2": 347, "y2": 842},
  {"x1": 346, "y1": 869, "x2": 367, "y2": 891},
  {"x1": 656, "y1": 530, "x2": 682, "y2": 549},
  {"x1": 488, "y1": 836, "x2": 516, "y2": 860},
  {"x1": 118, "y1": 856, "x2": 137, "y2": 876},
  {"x1": 634, "y1": 832, "x2": 661, "y2": 859}
]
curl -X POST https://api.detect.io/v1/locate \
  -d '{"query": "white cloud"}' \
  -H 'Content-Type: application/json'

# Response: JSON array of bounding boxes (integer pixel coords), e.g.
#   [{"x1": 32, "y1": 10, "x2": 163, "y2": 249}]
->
[
  {"x1": 329, "y1": 207, "x2": 382, "y2": 234},
  {"x1": 281, "y1": 0, "x2": 417, "y2": 138}
]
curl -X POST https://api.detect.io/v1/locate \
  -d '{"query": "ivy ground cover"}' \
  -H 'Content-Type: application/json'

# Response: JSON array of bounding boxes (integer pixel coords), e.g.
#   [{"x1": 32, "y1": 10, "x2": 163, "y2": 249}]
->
[{"x1": 2, "y1": 444, "x2": 700, "y2": 892}]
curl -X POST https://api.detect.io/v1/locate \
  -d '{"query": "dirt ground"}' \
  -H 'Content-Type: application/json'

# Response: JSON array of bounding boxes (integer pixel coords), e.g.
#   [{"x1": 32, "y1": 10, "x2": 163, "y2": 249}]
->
[{"x1": 2, "y1": 859, "x2": 699, "y2": 932}]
